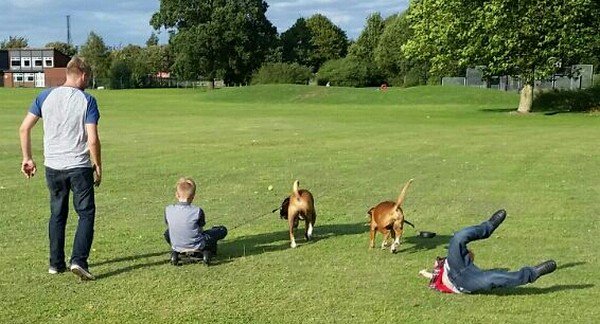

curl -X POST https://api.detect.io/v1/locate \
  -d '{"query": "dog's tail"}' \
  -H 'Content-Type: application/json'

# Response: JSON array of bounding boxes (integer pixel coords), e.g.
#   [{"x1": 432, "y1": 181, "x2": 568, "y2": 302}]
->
[
  {"x1": 394, "y1": 178, "x2": 414, "y2": 209},
  {"x1": 292, "y1": 180, "x2": 301, "y2": 200}
]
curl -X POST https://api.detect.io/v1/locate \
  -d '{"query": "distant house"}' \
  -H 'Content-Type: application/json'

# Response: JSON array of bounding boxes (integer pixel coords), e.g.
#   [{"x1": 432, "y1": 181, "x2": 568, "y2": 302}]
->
[{"x1": 0, "y1": 48, "x2": 71, "y2": 88}]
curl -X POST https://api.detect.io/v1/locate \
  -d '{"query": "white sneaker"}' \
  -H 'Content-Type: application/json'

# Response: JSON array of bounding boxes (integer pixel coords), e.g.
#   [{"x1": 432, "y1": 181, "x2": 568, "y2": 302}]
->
[
  {"x1": 70, "y1": 264, "x2": 95, "y2": 281},
  {"x1": 48, "y1": 266, "x2": 66, "y2": 274}
]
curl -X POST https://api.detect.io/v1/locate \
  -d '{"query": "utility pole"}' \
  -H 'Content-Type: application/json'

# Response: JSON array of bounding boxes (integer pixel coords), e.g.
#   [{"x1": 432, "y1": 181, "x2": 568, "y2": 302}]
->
[{"x1": 67, "y1": 15, "x2": 72, "y2": 45}]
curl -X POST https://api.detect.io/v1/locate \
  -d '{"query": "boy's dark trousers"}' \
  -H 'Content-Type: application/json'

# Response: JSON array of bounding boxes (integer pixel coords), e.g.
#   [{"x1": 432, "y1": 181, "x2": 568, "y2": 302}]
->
[{"x1": 164, "y1": 226, "x2": 228, "y2": 255}]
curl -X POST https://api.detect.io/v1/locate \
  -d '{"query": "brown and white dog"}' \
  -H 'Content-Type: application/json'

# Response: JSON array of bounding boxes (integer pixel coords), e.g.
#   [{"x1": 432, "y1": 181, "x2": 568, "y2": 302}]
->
[
  {"x1": 282, "y1": 180, "x2": 316, "y2": 248},
  {"x1": 368, "y1": 179, "x2": 414, "y2": 253}
]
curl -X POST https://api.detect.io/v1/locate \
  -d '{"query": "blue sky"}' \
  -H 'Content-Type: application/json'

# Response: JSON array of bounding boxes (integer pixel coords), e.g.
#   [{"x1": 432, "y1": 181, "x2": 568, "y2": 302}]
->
[{"x1": 0, "y1": 0, "x2": 409, "y2": 48}]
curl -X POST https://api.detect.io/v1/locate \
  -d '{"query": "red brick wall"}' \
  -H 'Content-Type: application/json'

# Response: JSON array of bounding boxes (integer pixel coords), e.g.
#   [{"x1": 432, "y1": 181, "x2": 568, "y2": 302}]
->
[
  {"x1": 44, "y1": 68, "x2": 66, "y2": 87},
  {"x1": 4, "y1": 72, "x2": 13, "y2": 87}
]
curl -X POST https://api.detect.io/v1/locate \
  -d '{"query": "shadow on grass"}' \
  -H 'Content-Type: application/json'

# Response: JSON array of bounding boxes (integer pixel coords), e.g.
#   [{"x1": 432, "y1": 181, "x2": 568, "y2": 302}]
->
[
  {"x1": 220, "y1": 222, "x2": 368, "y2": 258},
  {"x1": 557, "y1": 261, "x2": 586, "y2": 270},
  {"x1": 398, "y1": 233, "x2": 452, "y2": 254},
  {"x1": 477, "y1": 284, "x2": 594, "y2": 296},
  {"x1": 479, "y1": 108, "x2": 517, "y2": 113},
  {"x1": 91, "y1": 251, "x2": 169, "y2": 267},
  {"x1": 95, "y1": 259, "x2": 170, "y2": 280}
]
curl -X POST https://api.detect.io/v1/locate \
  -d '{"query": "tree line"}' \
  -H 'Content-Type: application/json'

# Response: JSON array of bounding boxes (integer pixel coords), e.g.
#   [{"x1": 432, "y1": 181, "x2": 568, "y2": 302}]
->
[{"x1": 2, "y1": 0, "x2": 599, "y2": 112}]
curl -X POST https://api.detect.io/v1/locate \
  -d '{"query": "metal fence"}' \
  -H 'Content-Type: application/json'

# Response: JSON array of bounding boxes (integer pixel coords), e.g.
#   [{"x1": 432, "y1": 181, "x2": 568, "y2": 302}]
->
[{"x1": 443, "y1": 64, "x2": 595, "y2": 91}]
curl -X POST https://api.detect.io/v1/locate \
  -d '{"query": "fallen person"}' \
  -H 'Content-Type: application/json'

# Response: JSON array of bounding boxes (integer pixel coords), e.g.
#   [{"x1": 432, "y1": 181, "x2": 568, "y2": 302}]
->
[{"x1": 419, "y1": 210, "x2": 556, "y2": 293}]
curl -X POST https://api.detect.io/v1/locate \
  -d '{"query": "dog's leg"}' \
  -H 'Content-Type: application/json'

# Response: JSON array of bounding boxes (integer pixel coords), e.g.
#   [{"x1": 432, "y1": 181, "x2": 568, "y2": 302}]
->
[
  {"x1": 304, "y1": 219, "x2": 313, "y2": 241},
  {"x1": 390, "y1": 221, "x2": 404, "y2": 253},
  {"x1": 369, "y1": 223, "x2": 377, "y2": 249},
  {"x1": 288, "y1": 215, "x2": 297, "y2": 248},
  {"x1": 381, "y1": 230, "x2": 391, "y2": 250}
]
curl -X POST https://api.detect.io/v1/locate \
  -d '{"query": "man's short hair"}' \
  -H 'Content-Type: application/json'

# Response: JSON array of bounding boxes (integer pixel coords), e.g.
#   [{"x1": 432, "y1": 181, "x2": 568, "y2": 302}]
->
[
  {"x1": 66, "y1": 56, "x2": 91, "y2": 76},
  {"x1": 176, "y1": 177, "x2": 196, "y2": 200}
]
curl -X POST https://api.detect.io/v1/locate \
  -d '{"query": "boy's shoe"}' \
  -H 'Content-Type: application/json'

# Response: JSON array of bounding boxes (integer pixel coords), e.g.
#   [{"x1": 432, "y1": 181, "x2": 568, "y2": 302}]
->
[
  {"x1": 48, "y1": 266, "x2": 66, "y2": 274},
  {"x1": 170, "y1": 251, "x2": 180, "y2": 266},
  {"x1": 202, "y1": 250, "x2": 211, "y2": 266},
  {"x1": 70, "y1": 264, "x2": 95, "y2": 281}
]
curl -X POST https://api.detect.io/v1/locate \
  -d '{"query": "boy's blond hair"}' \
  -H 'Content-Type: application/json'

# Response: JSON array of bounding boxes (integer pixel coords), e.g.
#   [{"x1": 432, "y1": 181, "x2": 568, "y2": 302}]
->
[
  {"x1": 176, "y1": 177, "x2": 196, "y2": 201},
  {"x1": 66, "y1": 56, "x2": 91, "y2": 77}
]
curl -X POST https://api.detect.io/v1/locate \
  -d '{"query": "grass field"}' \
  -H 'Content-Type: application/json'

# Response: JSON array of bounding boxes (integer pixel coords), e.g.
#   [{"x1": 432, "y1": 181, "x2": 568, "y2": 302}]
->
[{"x1": 0, "y1": 85, "x2": 598, "y2": 323}]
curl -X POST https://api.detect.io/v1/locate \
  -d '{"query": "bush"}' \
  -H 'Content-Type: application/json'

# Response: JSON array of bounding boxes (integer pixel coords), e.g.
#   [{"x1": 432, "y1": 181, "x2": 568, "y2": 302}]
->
[
  {"x1": 251, "y1": 63, "x2": 312, "y2": 85},
  {"x1": 317, "y1": 58, "x2": 383, "y2": 87},
  {"x1": 532, "y1": 86, "x2": 600, "y2": 112}
]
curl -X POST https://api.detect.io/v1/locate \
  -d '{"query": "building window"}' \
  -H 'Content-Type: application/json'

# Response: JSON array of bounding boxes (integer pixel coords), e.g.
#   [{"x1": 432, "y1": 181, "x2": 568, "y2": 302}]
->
[
  {"x1": 22, "y1": 57, "x2": 31, "y2": 67},
  {"x1": 13, "y1": 73, "x2": 24, "y2": 82},
  {"x1": 43, "y1": 57, "x2": 54, "y2": 67},
  {"x1": 11, "y1": 57, "x2": 21, "y2": 68},
  {"x1": 33, "y1": 57, "x2": 43, "y2": 67},
  {"x1": 25, "y1": 73, "x2": 35, "y2": 82}
]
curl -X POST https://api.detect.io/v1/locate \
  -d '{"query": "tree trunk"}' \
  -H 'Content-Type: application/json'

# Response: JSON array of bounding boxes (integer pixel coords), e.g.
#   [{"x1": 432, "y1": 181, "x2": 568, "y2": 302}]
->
[{"x1": 517, "y1": 83, "x2": 533, "y2": 113}]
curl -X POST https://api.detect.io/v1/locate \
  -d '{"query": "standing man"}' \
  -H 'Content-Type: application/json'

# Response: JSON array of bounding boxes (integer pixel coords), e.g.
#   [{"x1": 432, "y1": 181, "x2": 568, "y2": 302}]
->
[{"x1": 19, "y1": 56, "x2": 101, "y2": 281}]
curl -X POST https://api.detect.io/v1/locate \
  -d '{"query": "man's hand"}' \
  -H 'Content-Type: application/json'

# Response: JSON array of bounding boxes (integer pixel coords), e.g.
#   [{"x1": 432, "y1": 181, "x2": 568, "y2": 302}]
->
[
  {"x1": 419, "y1": 269, "x2": 433, "y2": 279},
  {"x1": 21, "y1": 159, "x2": 37, "y2": 178},
  {"x1": 93, "y1": 165, "x2": 102, "y2": 187}
]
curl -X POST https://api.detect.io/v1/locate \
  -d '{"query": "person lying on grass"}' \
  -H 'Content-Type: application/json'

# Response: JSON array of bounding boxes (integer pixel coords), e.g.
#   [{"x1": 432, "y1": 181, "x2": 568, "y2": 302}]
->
[
  {"x1": 163, "y1": 177, "x2": 227, "y2": 266},
  {"x1": 419, "y1": 210, "x2": 556, "y2": 293}
]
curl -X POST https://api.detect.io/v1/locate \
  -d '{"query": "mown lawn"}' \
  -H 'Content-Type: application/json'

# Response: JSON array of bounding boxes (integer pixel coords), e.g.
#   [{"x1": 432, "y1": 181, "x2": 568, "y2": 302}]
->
[{"x1": 0, "y1": 85, "x2": 598, "y2": 323}]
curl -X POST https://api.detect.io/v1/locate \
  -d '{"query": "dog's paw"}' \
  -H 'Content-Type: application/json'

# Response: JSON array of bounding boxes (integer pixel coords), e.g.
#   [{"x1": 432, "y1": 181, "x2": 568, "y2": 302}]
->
[{"x1": 290, "y1": 241, "x2": 297, "y2": 248}]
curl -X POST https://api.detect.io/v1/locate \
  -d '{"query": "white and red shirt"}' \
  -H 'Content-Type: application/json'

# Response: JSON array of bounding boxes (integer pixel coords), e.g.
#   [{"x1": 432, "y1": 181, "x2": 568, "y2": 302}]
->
[{"x1": 429, "y1": 257, "x2": 461, "y2": 294}]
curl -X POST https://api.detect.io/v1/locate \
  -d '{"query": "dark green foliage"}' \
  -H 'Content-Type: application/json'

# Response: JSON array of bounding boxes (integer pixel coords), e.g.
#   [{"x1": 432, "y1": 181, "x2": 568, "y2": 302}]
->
[
  {"x1": 109, "y1": 60, "x2": 132, "y2": 89},
  {"x1": 533, "y1": 86, "x2": 600, "y2": 112},
  {"x1": 251, "y1": 63, "x2": 311, "y2": 85},
  {"x1": 281, "y1": 18, "x2": 314, "y2": 67},
  {"x1": 45, "y1": 41, "x2": 77, "y2": 57},
  {"x1": 0, "y1": 36, "x2": 28, "y2": 49},
  {"x1": 317, "y1": 58, "x2": 383, "y2": 87},
  {"x1": 151, "y1": 0, "x2": 277, "y2": 85},
  {"x1": 304, "y1": 14, "x2": 349, "y2": 72},
  {"x1": 79, "y1": 32, "x2": 111, "y2": 87}
]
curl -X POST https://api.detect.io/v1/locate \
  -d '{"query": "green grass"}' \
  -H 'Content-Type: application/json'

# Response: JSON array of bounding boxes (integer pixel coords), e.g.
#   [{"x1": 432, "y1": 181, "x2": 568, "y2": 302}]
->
[{"x1": 0, "y1": 85, "x2": 598, "y2": 323}]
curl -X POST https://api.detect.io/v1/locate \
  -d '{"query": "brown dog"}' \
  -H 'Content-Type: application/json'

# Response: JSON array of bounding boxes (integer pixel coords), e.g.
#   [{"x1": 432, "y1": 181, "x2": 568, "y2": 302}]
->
[
  {"x1": 285, "y1": 180, "x2": 317, "y2": 248},
  {"x1": 368, "y1": 179, "x2": 414, "y2": 253}
]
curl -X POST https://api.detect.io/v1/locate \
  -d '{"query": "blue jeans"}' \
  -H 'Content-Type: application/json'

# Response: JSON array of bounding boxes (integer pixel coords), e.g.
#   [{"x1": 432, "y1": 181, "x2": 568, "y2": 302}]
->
[
  {"x1": 164, "y1": 226, "x2": 228, "y2": 254},
  {"x1": 45, "y1": 167, "x2": 95, "y2": 269},
  {"x1": 446, "y1": 220, "x2": 536, "y2": 293}
]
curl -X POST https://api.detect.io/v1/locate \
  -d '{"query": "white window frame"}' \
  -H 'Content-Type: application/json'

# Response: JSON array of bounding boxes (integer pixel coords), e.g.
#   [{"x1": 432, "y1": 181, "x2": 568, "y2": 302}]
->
[
  {"x1": 21, "y1": 57, "x2": 31, "y2": 67},
  {"x1": 25, "y1": 73, "x2": 35, "y2": 82},
  {"x1": 33, "y1": 57, "x2": 43, "y2": 67},
  {"x1": 13, "y1": 73, "x2": 24, "y2": 82},
  {"x1": 10, "y1": 57, "x2": 21, "y2": 68},
  {"x1": 43, "y1": 57, "x2": 54, "y2": 67}
]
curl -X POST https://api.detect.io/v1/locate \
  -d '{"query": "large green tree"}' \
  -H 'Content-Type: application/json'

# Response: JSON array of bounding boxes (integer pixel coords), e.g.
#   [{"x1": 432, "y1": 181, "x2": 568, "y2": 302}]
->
[
  {"x1": 305, "y1": 14, "x2": 348, "y2": 72},
  {"x1": 151, "y1": 0, "x2": 277, "y2": 86},
  {"x1": 404, "y1": 0, "x2": 600, "y2": 113},
  {"x1": 45, "y1": 41, "x2": 77, "y2": 57},
  {"x1": 0, "y1": 36, "x2": 28, "y2": 49},
  {"x1": 79, "y1": 31, "x2": 111, "y2": 88},
  {"x1": 281, "y1": 18, "x2": 314, "y2": 67},
  {"x1": 348, "y1": 13, "x2": 384, "y2": 64}
]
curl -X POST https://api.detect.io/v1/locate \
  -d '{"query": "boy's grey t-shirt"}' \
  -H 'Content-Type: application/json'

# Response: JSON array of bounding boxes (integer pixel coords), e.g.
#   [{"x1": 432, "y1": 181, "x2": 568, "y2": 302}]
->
[
  {"x1": 165, "y1": 202, "x2": 207, "y2": 252},
  {"x1": 29, "y1": 86, "x2": 100, "y2": 170}
]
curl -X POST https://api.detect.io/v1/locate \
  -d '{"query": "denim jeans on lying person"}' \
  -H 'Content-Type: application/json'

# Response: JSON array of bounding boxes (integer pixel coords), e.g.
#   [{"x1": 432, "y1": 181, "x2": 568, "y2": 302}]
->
[
  {"x1": 445, "y1": 220, "x2": 537, "y2": 293},
  {"x1": 164, "y1": 226, "x2": 228, "y2": 255},
  {"x1": 45, "y1": 167, "x2": 96, "y2": 270}
]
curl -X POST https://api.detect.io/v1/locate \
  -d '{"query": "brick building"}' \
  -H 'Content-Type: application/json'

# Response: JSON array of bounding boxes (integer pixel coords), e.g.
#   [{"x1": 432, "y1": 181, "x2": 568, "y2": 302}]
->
[{"x1": 0, "y1": 48, "x2": 71, "y2": 88}]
